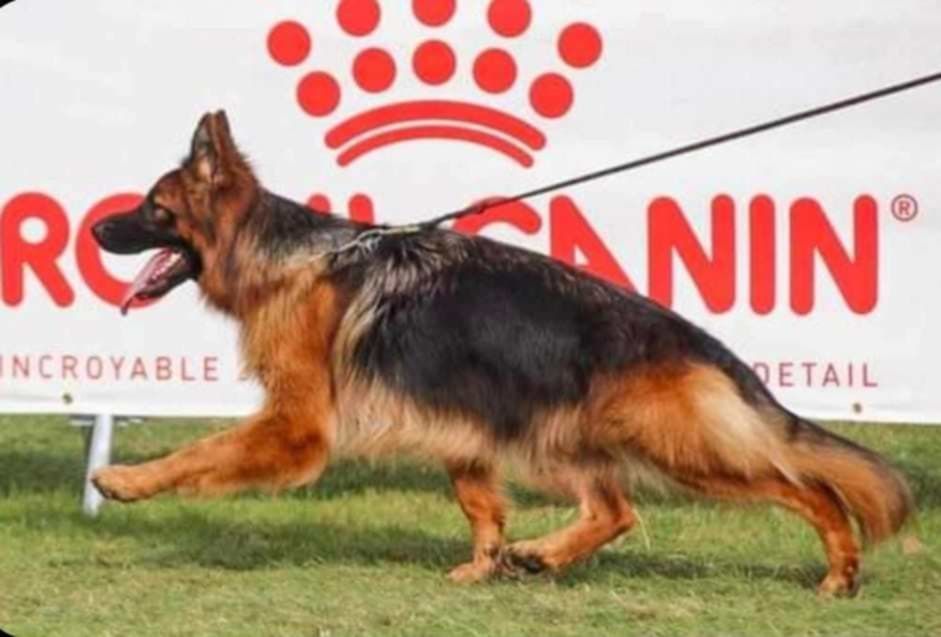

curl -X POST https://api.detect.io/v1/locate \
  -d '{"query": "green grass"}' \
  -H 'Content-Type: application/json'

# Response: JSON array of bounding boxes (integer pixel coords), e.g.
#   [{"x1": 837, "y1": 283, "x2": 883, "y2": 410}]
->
[{"x1": 0, "y1": 415, "x2": 938, "y2": 636}]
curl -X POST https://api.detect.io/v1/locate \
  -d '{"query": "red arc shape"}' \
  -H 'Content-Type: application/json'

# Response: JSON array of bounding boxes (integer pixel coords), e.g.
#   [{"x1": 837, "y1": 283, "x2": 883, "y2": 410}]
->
[
  {"x1": 325, "y1": 100, "x2": 546, "y2": 151},
  {"x1": 336, "y1": 125, "x2": 534, "y2": 167}
]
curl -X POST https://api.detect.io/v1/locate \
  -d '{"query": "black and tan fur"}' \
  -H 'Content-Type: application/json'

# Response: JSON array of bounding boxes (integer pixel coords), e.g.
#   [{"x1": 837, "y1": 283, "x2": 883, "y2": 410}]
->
[{"x1": 91, "y1": 111, "x2": 913, "y2": 596}]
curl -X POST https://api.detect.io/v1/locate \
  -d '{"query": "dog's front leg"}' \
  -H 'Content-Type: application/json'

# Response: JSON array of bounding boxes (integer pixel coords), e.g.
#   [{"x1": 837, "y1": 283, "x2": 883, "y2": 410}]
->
[{"x1": 92, "y1": 404, "x2": 331, "y2": 502}]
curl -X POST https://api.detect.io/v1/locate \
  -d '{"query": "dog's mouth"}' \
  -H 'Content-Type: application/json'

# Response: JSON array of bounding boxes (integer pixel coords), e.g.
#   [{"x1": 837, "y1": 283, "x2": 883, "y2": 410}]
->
[{"x1": 121, "y1": 246, "x2": 200, "y2": 315}]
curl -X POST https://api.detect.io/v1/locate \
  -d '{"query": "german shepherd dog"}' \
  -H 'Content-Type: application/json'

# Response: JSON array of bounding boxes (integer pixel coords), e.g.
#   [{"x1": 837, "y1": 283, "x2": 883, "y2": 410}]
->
[{"x1": 91, "y1": 111, "x2": 912, "y2": 596}]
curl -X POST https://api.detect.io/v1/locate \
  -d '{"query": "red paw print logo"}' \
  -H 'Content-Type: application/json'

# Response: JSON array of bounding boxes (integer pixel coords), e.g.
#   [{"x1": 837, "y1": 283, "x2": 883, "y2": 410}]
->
[{"x1": 266, "y1": 0, "x2": 603, "y2": 169}]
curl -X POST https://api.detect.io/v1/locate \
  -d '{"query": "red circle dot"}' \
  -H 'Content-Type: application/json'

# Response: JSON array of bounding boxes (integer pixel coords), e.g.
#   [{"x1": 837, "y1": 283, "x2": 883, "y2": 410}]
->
[
  {"x1": 487, "y1": 0, "x2": 531, "y2": 37},
  {"x1": 353, "y1": 48, "x2": 396, "y2": 93},
  {"x1": 297, "y1": 72, "x2": 341, "y2": 117},
  {"x1": 308, "y1": 194, "x2": 332, "y2": 213},
  {"x1": 337, "y1": 0, "x2": 381, "y2": 37},
  {"x1": 529, "y1": 73, "x2": 573, "y2": 118},
  {"x1": 473, "y1": 49, "x2": 517, "y2": 94},
  {"x1": 267, "y1": 21, "x2": 311, "y2": 66},
  {"x1": 559, "y1": 23, "x2": 602, "y2": 68},
  {"x1": 413, "y1": 0, "x2": 456, "y2": 26},
  {"x1": 348, "y1": 194, "x2": 375, "y2": 222},
  {"x1": 413, "y1": 40, "x2": 456, "y2": 85}
]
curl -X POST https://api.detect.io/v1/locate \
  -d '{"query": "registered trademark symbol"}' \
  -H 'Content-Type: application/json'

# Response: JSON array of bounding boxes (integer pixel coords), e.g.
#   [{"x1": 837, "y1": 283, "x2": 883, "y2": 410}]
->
[{"x1": 891, "y1": 194, "x2": 918, "y2": 222}]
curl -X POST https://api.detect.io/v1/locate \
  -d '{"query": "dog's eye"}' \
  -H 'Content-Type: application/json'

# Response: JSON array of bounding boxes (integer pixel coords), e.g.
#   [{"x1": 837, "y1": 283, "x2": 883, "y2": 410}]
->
[{"x1": 153, "y1": 206, "x2": 174, "y2": 225}]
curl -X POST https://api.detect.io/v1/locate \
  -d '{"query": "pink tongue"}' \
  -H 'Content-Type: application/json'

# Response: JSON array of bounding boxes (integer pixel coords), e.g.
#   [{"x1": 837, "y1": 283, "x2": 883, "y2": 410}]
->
[{"x1": 120, "y1": 248, "x2": 178, "y2": 315}]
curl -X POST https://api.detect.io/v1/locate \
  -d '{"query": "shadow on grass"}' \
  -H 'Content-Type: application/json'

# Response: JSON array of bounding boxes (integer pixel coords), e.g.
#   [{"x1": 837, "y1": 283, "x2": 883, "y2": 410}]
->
[
  {"x1": 53, "y1": 504, "x2": 823, "y2": 590},
  {"x1": 82, "y1": 507, "x2": 466, "y2": 571},
  {"x1": 561, "y1": 551, "x2": 823, "y2": 590},
  {"x1": 0, "y1": 450, "x2": 87, "y2": 496}
]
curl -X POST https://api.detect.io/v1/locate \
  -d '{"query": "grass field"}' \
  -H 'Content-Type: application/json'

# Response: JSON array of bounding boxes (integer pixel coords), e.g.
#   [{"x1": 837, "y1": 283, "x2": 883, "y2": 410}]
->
[{"x1": 0, "y1": 416, "x2": 938, "y2": 636}]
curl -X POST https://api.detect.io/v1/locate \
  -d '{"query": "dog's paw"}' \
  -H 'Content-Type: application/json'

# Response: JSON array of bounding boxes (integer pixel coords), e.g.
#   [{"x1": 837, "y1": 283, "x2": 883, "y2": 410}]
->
[
  {"x1": 447, "y1": 560, "x2": 498, "y2": 584},
  {"x1": 499, "y1": 543, "x2": 552, "y2": 576},
  {"x1": 816, "y1": 571, "x2": 861, "y2": 599},
  {"x1": 91, "y1": 465, "x2": 152, "y2": 503}
]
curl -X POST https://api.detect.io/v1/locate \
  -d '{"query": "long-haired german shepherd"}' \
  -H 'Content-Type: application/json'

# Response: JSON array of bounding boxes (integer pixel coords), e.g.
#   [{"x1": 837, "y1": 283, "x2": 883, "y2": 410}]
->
[{"x1": 91, "y1": 111, "x2": 912, "y2": 596}]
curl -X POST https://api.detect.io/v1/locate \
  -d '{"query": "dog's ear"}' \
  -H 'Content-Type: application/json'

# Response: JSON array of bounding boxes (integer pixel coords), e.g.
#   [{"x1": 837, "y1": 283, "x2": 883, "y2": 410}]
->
[
  {"x1": 188, "y1": 110, "x2": 239, "y2": 186},
  {"x1": 189, "y1": 112, "x2": 215, "y2": 182}
]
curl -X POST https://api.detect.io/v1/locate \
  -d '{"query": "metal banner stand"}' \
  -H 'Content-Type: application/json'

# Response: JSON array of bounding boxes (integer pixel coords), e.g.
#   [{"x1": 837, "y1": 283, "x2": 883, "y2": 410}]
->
[{"x1": 79, "y1": 413, "x2": 114, "y2": 517}]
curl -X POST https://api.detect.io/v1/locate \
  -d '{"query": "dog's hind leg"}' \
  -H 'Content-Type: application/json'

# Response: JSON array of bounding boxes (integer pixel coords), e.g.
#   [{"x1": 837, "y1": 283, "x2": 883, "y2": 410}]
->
[
  {"x1": 687, "y1": 476, "x2": 861, "y2": 596},
  {"x1": 91, "y1": 403, "x2": 332, "y2": 502},
  {"x1": 446, "y1": 461, "x2": 506, "y2": 583},
  {"x1": 503, "y1": 468, "x2": 636, "y2": 574}
]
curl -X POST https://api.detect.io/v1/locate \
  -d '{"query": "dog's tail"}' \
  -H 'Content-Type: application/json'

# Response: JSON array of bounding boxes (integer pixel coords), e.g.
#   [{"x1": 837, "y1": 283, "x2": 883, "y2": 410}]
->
[
  {"x1": 781, "y1": 418, "x2": 913, "y2": 543},
  {"x1": 614, "y1": 362, "x2": 913, "y2": 544}
]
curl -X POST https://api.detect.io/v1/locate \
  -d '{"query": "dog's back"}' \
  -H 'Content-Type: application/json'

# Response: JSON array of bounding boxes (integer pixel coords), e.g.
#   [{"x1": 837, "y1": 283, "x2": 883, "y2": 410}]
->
[{"x1": 331, "y1": 228, "x2": 754, "y2": 440}]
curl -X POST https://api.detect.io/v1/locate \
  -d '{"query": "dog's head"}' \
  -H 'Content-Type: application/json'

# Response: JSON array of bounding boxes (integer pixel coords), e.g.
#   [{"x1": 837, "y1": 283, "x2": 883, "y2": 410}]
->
[{"x1": 92, "y1": 110, "x2": 256, "y2": 314}]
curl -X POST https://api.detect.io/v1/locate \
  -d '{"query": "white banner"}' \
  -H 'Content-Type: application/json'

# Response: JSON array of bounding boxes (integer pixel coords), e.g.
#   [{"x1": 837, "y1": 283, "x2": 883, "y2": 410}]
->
[{"x1": 1, "y1": 0, "x2": 940, "y2": 421}]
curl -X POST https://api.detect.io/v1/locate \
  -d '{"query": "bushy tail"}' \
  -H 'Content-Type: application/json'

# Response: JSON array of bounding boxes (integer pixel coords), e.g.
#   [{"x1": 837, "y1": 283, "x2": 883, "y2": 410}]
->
[{"x1": 785, "y1": 419, "x2": 914, "y2": 544}]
